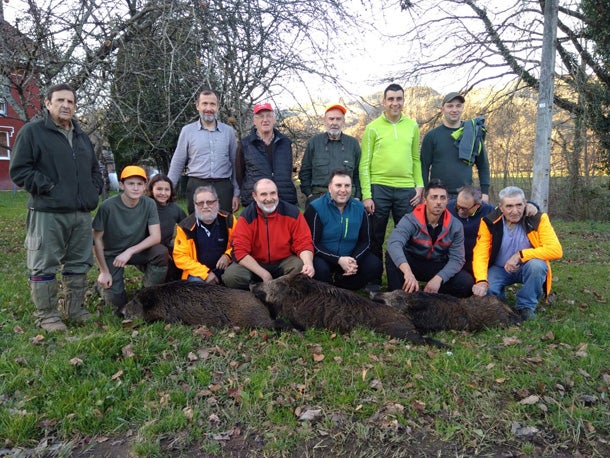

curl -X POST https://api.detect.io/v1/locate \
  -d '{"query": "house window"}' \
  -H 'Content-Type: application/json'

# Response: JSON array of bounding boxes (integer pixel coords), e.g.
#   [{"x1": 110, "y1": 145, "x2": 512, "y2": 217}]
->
[
  {"x1": 0, "y1": 98, "x2": 6, "y2": 116},
  {"x1": 0, "y1": 131, "x2": 9, "y2": 159}
]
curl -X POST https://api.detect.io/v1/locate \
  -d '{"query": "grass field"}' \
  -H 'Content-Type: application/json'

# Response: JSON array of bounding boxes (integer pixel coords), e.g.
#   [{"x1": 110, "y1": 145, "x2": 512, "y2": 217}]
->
[{"x1": 0, "y1": 190, "x2": 609, "y2": 457}]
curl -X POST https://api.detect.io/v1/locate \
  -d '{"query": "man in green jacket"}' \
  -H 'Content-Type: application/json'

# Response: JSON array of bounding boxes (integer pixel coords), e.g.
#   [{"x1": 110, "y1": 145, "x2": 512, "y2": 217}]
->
[
  {"x1": 10, "y1": 83, "x2": 103, "y2": 332},
  {"x1": 359, "y1": 83, "x2": 424, "y2": 289},
  {"x1": 299, "y1": 103, "x2": 361, "y2": 206}
]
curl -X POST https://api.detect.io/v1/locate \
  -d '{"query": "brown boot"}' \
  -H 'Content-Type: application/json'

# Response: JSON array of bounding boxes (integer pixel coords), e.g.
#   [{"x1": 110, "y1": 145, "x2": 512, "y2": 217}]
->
[
  {"x1": 61, "y1": 273, "x2": 92, "y2": 322},
  {"x1": 31, "y1": 277, "x2": 67, "y2": 332}
]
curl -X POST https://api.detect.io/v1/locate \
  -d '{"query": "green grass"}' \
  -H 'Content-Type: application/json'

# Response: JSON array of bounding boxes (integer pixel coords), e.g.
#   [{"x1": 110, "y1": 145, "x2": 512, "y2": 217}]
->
[{"x1": 0, "y1": 190, "x2": 609, "y2": 457}]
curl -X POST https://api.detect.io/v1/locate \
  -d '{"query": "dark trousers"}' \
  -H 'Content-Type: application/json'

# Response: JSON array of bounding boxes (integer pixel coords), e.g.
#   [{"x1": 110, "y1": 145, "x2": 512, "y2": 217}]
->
[
  {"x1": 313, "y1": 251, "x2": 383, "y2": 290},
  {"x1": 370, "y1": 184, "x2": 417, "y2": 284},
  {"x1": 385, "y1": 251, "x2": 474, "y2": 297},
  {"x1": 186, "y1": 177, "x2": 234, "y2": 214}
]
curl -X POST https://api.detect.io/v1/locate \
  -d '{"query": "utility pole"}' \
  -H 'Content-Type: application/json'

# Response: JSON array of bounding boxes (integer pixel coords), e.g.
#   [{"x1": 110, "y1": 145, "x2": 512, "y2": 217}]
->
[{"x1": 531, "y1": 0, "x2": 559, "y2": 212}]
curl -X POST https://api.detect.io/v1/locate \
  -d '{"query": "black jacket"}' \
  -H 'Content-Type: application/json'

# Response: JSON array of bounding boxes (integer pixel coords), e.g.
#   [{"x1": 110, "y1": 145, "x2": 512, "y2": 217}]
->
[
  {"x1": 237, "y1": 128, "x2": 297, "y2": 206},
  {"x1": 10, "y1": 110, "x2": 103, "y2": 212}
]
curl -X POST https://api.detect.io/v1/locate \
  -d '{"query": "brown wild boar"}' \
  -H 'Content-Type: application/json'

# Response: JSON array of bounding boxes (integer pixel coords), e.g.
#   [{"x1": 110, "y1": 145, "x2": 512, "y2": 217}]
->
[
  {"x1": 117, "y1": 281, "x2": 286, "y2": 330},
  {"x1": 250, "y1": 273, "x2": 446, "y2": 347},
  {"x1": 371, "y1": 290, "x2": 521, "y2": 332}
]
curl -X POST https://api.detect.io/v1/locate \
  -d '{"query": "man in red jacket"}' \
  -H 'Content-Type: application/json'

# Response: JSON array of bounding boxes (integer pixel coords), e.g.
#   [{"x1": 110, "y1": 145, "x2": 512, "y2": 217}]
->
[{"x1": 223, "y1": 178, "x2": 315, "y2": 289}]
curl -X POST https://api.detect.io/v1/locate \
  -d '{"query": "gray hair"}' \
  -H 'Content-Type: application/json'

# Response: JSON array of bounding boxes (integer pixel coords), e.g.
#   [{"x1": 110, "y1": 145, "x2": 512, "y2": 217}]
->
[
  {"x1": 193, "y1": 185, "x2": 218, "y2": 201},
  {"x1": 457, "y1": 185, "x2": 483, "y2": 204},
  {"x1": 498, "y1": 186, "x2": 526, "y2": 203}
]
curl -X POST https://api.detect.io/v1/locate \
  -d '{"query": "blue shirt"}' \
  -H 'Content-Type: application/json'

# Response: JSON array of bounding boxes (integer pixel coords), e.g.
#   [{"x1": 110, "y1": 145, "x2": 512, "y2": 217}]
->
[
  {"x1": 168, "y1": 120, "x2": 239, "y2": 196},
  {"x1": 494, "y1": 219, "x2": 532, "y2": 267}
]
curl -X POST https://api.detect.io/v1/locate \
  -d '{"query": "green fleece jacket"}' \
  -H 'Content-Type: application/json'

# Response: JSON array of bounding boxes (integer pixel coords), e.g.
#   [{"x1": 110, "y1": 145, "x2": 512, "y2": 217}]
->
[{"x1": 359, "y1": 113, "x2": 423, "y2": 200}]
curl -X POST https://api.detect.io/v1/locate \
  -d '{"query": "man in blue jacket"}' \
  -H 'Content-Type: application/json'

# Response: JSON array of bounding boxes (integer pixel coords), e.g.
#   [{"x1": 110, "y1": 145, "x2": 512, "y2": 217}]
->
[
  {"x1": 10, "y1": 83, "x2": 103, "y2": 332},
  {"x1": 304, "y1": 170, "x2": 382, "y2": 291}
]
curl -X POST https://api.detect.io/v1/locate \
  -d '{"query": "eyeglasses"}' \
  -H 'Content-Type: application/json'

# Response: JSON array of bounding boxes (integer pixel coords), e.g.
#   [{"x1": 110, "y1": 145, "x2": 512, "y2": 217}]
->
[
  {"x1": 194, "y1": 199, "x2": 218, "y2": 208},
  {"x1": 455, "y1": 203, "x2": 478, "y2": 214},
  {"x1": 254, "y1": 113, "x2": 275, "y2": 119}
]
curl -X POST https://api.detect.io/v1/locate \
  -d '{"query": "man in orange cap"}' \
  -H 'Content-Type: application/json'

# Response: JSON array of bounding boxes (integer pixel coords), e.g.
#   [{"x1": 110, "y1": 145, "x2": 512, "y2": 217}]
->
[
  {"x1": 93, "y1": 165, "x2": 169, "y2": 309},
  {"x1": 299, "y1": 103, "x2": 361, "y2": 207}
]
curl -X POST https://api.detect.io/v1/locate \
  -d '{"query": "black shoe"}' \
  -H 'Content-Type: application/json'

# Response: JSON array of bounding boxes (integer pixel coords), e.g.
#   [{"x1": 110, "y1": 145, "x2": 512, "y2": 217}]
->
[{"x1": 519, "y1": 309, "x2": 537, "y2": 321}]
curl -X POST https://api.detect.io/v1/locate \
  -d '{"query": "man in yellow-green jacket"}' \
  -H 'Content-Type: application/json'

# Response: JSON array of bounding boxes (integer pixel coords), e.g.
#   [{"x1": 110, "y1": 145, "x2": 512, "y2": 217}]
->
[{"x1": 359, "y1": 83, "x2": 424, "y2": 290}]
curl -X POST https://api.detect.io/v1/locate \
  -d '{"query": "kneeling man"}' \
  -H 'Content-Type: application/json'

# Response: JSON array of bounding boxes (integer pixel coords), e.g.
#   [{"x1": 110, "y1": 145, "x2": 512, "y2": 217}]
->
[
  {"x1": 472, "y1": 186, "x2": 562, "y2": 320},
  {"x1": 304, "y1": 170, "x2": 382, "y2": 290},
  {"x1": 386, "y1": 179, "x2": 473, "y2": 297}
]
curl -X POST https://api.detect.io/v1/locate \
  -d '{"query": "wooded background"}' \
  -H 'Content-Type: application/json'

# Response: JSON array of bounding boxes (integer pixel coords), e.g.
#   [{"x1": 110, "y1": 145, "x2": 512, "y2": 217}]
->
[{"x1": 1, "y1": 0, "x2": 608, "y2": 220}]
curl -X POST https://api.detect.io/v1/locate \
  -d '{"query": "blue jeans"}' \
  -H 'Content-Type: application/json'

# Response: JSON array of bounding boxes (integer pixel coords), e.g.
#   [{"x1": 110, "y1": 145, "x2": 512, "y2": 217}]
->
[{"x1": 487, "y1": 259, "x2": 548, "y2": 311}]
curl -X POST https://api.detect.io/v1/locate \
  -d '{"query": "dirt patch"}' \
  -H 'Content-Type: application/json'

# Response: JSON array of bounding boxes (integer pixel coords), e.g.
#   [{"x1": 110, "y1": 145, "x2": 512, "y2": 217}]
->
[{"x1": 8, "y1": 426, "x2": 606, "y2": 457}]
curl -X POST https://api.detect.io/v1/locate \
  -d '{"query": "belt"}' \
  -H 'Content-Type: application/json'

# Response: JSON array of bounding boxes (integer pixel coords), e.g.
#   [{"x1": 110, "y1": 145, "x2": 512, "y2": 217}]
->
[{"x1": 188, "y1": 176, "x2": 229, "y2": 182}]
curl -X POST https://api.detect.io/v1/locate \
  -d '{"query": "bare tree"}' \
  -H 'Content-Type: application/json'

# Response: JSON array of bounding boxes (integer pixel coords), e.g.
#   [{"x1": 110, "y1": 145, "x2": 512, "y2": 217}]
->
[
  {"x1": 391, "y1": 0, "x2": 610, "y2": 175},
  {"x1": 2, "y1": 0, "x2": 359, "y2": 170}
]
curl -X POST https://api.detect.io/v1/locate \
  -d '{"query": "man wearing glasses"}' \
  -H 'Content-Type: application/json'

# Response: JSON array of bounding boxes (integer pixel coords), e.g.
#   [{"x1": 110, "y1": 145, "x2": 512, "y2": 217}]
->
[
  {"x1": 173, "y1": 185, "x2": 236, "y2": 284},
  {"x1": 236, "y1": 103, "x2": 298, "y2": 207}
]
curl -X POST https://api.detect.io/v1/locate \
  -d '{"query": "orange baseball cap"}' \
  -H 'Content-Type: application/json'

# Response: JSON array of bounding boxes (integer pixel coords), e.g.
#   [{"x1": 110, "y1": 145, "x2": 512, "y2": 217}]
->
[
  {"x1": 120, "y1": 165, "x2": 147, "y2": 181},
  {"x1": 325, "y1": 103, "x2": 346, "y2": 114}
]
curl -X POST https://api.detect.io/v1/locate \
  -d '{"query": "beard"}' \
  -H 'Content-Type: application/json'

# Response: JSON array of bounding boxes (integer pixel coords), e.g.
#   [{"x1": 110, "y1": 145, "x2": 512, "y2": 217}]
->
[
  {"x1": 327, "y1": 128, "x2": 342, "y2": 139},
  {"x1": 196, "y1": 209, "x2": 218, "y2": 224},
  {"x1": 200, "y1": 112, "x2": 217, "y2": 123},
  {"x1": 256, "y1": 200, "x2": 278, "y2": 214}
]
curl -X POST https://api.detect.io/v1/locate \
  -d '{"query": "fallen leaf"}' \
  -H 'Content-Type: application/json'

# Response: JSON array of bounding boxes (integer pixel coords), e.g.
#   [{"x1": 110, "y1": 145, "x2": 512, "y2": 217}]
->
[
  {"x1": 579, "y1": 395, "x2": 598, "y2": 406},
  {"x1": 541, "y1": 331, "x2": 555, "y2": 340},
  {"x1": 183, "y1": 406, "x2": 194, "y2": 420},
  {"x1": 519, "y1": 395, "x2": 540, "y2": 405},
  {"x1": 370, "y1": 379, "x2": 383, "y2": 390},
  {"x1": 111, "y1": 369, "x2": 123, "y2": 380},
  {"x1": 13, "y1": 325, "x2": 24, "y2": 334},
  {"x1": 578, "y1": 368, "x2": 591, "y2": 378},
  {"x1": 584, "y1": 420, "x2": 595, "y2": 432},
  {"x1": 495, "y1": 378, "x2": 506, "y2": 384},
  {"x1": 121, "y1": 344, "x2": 135, "y2": 358},
  {"x1": 411, "y1": 400, "x2": 426, "y2": 413},
  {"x1": 296, "y1": 407, "x2": 322, "y2": 421},
  {"x1": 208, "y1": 413, "x2": 220, "y2": 424},
  {"x1": 313, "y1": 353, "x2": 325, "y2": 362},
  {"x1": 503, "y1": 336, "x2": 521, "y2": 346},
  {"x1": 333, "y1": 356, "x2": 343, "y2": 363},
  {"x1": 29, "y1": 334, "x2": 45, "y2": 345},
  {"x1": 69, "y1": 357, "x2": 84, "y2": 366},
  {"x1": 187, "y1": 352, "x2": 198, "y2": 362}
]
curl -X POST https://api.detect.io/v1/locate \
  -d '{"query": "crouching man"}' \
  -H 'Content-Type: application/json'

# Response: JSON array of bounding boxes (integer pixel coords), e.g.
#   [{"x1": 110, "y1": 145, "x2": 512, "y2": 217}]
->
[
  {"x1": 93, "y1": 166, "x2": 169, "y2": 309},
  {"x1": 304, "y1": 170, "x2": 382, "y2": 291},
  {"x1": 223, "y1": 178, "x2": 314, "y2": 289},
  {"x1": 472, "y1": 186, "x2": 563, "y2": 321}
]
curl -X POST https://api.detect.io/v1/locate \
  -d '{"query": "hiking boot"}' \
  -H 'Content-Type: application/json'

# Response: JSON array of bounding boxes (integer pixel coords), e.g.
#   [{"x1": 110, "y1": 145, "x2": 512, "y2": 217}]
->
[
  {"x1": 61, "y1": 273, "x2": 92, "y2": 322},
  {"x1": 31, "y1": 276, "x2": 67, "y2": 332},
  {"x1": 39, "y1": 317, "x2": 68, "y2": 332},
  {"x1": 519, "y1": 308, "x2": 537, "y2": 321}
]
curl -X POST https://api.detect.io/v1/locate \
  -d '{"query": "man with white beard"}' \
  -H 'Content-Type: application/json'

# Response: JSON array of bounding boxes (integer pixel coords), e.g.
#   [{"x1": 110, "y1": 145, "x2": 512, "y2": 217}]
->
[
  {"x1": 168, "y1": 88, "x2": 240, "y2": 214},
  {"x1": 172, "y1": 186, "x2": 237, "y2": 284},
  {"x1": 299, "y1": 103, "x2": 361, "y2": 206},
  {"x1": 223, "y1": 179, "x2": 315, "y2": 290}
]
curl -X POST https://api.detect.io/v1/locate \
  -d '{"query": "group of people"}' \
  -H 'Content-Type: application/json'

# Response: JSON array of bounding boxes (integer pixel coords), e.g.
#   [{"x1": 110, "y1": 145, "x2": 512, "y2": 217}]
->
[{"x1": 10, "y1": 82, "x2": 562, "y2": 333}]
